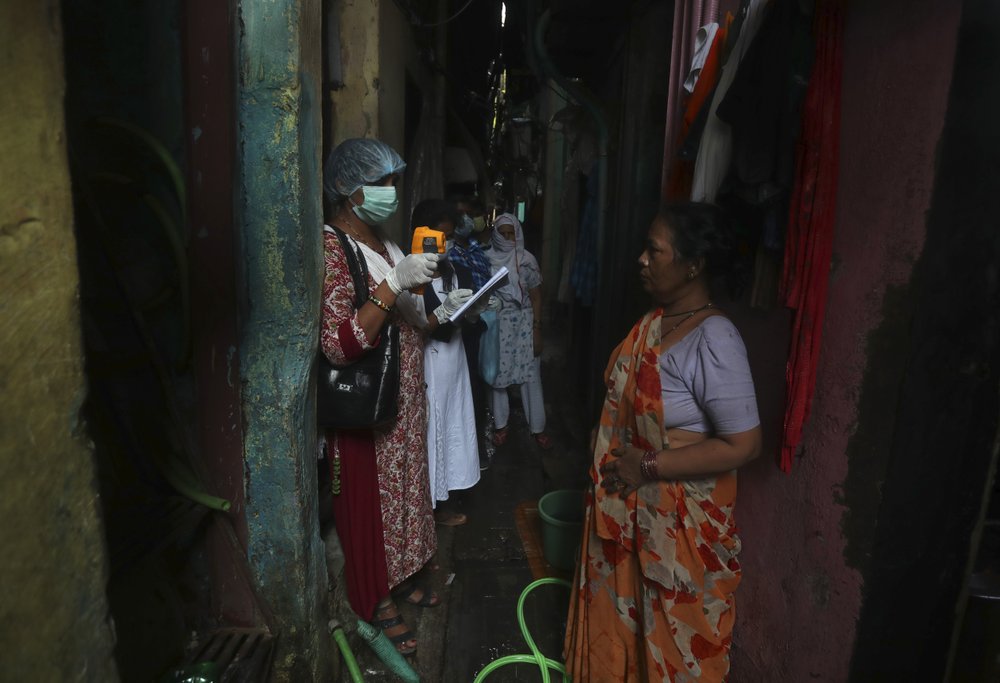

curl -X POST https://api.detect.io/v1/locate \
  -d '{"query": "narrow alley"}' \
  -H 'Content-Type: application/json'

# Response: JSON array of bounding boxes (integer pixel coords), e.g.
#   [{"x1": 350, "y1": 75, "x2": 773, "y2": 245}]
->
[
  {"x1": 305, "y1": 294, "x2": 588, "y2": 682},
  {"x1": 346, "y1": 343, "x2": 589, "y2": 681},
  {"x1": 4, "y1": 1, "x2": 1000, "y2": 682}
]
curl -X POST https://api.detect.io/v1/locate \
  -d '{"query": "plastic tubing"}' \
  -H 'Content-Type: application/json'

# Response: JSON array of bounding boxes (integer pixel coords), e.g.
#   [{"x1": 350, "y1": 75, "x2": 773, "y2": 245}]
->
[
  {"x1": 472, "y1": 577, "x2": 572, "y2": 683},
  {"x1": 161, "y1": 459, "x2": 232, "y2": 512},
  {"x1": 331, "y1": 626, "x2": 364, "y2": 683},
  {"x1": 355, "y1": 619, "x2": 420, "y2": 683}
]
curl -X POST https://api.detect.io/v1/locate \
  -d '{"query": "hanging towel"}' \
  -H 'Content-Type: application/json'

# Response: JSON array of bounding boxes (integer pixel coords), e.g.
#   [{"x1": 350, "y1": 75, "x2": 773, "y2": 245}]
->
[{"x1": 683, "y1": 22, "x2": 720, "y2": 93}]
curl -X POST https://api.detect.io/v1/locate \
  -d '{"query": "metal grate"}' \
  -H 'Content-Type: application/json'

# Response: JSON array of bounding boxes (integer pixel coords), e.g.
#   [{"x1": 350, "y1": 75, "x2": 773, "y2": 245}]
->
[{"x1": 187, "y1": 628, "x2": 274, "y2": 682}]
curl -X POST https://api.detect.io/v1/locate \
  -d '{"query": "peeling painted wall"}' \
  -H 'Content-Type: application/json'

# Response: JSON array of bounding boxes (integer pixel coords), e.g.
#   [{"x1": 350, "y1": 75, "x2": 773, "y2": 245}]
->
[
  {"x1": 0, "y1": 1, "x2": 119, "y2": 680},
  {"x1": 235, "y1": 0, "x2": 333, "y2": 680},
  {"x1": 730, "y1": 1, "x2": 963, "y2": 681},
  {"x1": 329, "y1": 0, "x2": 382, "y2": 142}
]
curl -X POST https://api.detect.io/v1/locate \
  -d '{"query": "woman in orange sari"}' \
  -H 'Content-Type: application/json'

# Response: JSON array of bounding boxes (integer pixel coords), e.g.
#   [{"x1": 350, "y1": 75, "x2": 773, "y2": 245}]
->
[{"x1": 564, "y1": 203, "x2": 761, "y2": 682}]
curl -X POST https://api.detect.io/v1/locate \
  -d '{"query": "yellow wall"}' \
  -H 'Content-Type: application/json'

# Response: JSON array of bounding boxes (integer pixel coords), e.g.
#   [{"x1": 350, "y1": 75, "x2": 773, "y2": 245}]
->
[
  {"x1": 328, "y1": 0, "x2": 425, "y2": 244},
  {"x1": 0, "y1": 1, "x2": 118, "y2": 679}
]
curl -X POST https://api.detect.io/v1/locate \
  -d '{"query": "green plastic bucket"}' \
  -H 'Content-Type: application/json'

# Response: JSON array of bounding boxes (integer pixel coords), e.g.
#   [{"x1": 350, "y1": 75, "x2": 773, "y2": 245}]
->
[{"x1": 537, "y1": 490, "x2": 584, "y2": 571}]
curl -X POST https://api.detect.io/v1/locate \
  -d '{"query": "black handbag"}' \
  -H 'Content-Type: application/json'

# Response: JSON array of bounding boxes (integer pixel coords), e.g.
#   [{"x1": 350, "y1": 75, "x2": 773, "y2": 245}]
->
[{"x1": 317, "y1": 227, "x2": 400, "y2": 430}]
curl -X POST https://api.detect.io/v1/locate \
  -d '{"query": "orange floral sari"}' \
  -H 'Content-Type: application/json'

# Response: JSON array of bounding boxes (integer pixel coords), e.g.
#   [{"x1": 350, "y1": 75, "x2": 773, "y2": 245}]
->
[{"x1": 564, "y1": 309, "x2": 742, "y2": 682}]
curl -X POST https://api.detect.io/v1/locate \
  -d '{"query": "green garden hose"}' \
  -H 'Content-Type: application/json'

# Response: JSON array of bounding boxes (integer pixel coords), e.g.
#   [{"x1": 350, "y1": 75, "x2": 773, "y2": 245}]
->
[
  {"x1": 161, "y1": 457, "x2": 232, "y2": 512},
  {"x1": 331, "y1": 626, "x2": 364, "y2": 683},
  {"x1": 472, "y1": 578, "x2": 572, "y2": 683},
  {"x1": 356, "y1": 619, "x2": 420, "y2": 682}
]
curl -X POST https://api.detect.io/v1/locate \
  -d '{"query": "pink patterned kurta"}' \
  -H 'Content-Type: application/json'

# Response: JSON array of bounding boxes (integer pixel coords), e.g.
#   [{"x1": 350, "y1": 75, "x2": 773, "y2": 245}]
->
[{"x1": 321, "y1": 230, "x2": 436, "y2": 590}]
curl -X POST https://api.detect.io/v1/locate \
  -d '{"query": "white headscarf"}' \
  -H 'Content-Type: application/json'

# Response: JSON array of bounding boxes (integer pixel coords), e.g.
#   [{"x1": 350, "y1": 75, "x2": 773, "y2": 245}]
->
[{"x1": 489, "y1": 213, "x2": 537, "y2": 307}]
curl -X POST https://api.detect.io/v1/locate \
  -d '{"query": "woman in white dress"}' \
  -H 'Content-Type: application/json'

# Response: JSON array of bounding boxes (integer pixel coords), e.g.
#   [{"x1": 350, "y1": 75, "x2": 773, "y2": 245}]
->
[{"x1": 412, "y1": 200, "x2": 482, "y2": 525}]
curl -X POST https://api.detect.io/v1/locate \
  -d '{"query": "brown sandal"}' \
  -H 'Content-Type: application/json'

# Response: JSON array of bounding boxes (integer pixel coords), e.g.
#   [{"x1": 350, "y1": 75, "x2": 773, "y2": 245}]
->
[
  {"x1": 392, "y1": 580, "x2": 442, "y2": 608},
  {"x1": 435, "y1": 510, "x2": 468, "y2": 526}
]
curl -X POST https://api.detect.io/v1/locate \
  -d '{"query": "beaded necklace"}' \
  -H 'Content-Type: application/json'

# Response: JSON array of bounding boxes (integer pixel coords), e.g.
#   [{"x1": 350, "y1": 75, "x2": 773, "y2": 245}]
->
[{"x1": 661, "y1": 302, "x2": 714, "y2": 337}]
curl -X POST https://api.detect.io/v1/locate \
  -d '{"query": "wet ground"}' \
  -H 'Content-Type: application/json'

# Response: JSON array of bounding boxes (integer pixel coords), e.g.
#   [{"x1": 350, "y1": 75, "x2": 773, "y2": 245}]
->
[{"x1": 339, "y1": 348, "x2": 593, "y2": 682}]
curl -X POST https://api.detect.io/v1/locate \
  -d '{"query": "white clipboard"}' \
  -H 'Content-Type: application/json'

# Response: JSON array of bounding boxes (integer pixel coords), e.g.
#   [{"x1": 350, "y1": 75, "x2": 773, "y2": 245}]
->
[{"x1": 448, "y1": 266, "x2": 509, "y2": 323}]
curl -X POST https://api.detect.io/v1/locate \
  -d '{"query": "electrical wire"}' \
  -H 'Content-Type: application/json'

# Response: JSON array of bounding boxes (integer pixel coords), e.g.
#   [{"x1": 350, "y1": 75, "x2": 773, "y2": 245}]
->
[
  {"x1": 421, "y1": 0, "x2": 478, "y2": 27},
  {"x1": 392, "y1": 0, "x2": 479, "y2": 29}
]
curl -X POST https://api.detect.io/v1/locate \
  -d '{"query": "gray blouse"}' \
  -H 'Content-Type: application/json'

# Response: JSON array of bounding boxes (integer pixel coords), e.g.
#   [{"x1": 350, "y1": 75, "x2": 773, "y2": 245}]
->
[{"x1": 658, "y1": 315, "x2": 760, "y2": 435}]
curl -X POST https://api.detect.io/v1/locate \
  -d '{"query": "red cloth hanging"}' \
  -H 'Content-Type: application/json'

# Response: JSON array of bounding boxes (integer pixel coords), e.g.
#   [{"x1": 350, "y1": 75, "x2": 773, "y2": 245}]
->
[{"x1": 778, "y1": 0, "x2": 845, "y2": 472}]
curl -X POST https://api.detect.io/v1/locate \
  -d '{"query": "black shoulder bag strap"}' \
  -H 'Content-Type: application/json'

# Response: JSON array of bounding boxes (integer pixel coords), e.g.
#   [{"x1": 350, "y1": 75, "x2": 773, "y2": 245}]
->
[
  {"x1": 324, "y1": 225, "x2": 370, "y2": 306},
  {"x1": 318, "y1": 226, "x2": 400, "y2": 430}
]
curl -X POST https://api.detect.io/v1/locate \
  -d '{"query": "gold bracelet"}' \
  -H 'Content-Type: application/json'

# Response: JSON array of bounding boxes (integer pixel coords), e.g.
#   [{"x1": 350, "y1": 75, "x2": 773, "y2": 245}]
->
[{"x1": 369, "y1": 294, "x2": 392, "y2": 313}]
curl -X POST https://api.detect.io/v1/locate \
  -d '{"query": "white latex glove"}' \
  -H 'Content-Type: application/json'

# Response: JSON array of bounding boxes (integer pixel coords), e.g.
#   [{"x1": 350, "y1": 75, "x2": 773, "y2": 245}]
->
[
  {"x1": 466, "y1": 294, "x2": 495, "y2": 320},
  {"x1": 486, "y1": 295, "x2": 502, "y2": 311},
  {"x1": 432, "y1": 288, "x2": 473, "y2": 324},
  {"x1": 384, "y1": 253, "x2": 439, "y2": 294}
]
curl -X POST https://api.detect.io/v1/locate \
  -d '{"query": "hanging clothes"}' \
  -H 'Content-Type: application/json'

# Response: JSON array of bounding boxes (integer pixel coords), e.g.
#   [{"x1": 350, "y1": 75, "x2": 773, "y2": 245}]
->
[
  {"x1": 778, "y1": 0, "x2": 844, "y2": 472},
  {"x1": 556, "y1": 113, "x2": 595, "y2": 304},
  {"x1": 664, "y1": 14, "x2": 731, "y2": 201},
  {"x1": 689, "y1": 0, "x2": 770, "y2": 202},
  {"x1": 716, "y1": 0, "x2": 814, "y2": 205},
  {"x1": 683, "y1": 23, "x2": 720, "y2": 94},
  {"x1": 660, "y1": 0, "x2": 721, "y2": 199},
  {"x1": 570, "y1": 164, "x2": 599, "y2": 305}
]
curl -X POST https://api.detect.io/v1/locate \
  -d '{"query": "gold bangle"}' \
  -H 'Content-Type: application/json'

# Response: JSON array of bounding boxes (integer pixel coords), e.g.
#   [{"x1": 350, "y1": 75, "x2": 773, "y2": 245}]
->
[
  {"x1": 369, "y1": 294, "x2": 392, "y2": 313},
  {"x1": 640, "y1": 450, "x2": 659, "y2": 480}
]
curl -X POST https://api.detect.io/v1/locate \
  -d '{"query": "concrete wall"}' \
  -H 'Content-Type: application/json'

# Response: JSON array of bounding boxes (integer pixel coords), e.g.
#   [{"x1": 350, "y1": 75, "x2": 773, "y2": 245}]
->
[
  {"x1": 730, "y1": 1, "x2": 963, "y2": 680},
  {"x1": 235, "y1": 0, "x2": 333, "y2": 679},
  {"x1": 329, "y1": 0, "x2": 381, "y2": 142},
  {"x1": 327, "y1": 0, "x2": 424, "y2": 244},
  {"x1": 846, "y1": 0, "x2": 1000, "y2": 677},
  {"x1": 0, "y1": 1, "x2": 119, "y2": 680}
]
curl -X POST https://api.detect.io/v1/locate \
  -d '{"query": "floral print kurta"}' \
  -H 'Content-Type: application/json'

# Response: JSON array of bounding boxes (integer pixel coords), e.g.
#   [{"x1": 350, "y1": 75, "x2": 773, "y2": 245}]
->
[
  {"x1": 321, "y1": 230, "x2": 436, "y2": 590},
  {"x1": 491, "y1": 251, "x2": 541, "y2": 388}
]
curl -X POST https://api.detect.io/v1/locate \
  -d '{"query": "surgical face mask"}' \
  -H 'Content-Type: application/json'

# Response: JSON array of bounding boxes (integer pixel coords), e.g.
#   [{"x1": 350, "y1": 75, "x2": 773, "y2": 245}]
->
[
  {"x1": 472, "y1": 215, "x2": 486, "y2": 232},
  {"x1": 455, "y1": 214, "x2": 474, "y2": 238},
  {"x1": 351, "y1": 185, "x2": 398, "y2": 225}
]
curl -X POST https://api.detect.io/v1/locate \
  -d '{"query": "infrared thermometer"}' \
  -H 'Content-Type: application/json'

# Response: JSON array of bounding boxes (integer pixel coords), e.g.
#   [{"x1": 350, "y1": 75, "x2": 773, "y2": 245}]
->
[{"x1": 410, "y1": 226, "x2": 446, "y2": 295}]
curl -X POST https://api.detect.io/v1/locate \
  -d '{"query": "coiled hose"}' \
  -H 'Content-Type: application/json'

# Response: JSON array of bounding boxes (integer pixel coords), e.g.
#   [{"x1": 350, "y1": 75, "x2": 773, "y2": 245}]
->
[{"x1": 473, "y1": 578, "x2": 572, "y2": 683}]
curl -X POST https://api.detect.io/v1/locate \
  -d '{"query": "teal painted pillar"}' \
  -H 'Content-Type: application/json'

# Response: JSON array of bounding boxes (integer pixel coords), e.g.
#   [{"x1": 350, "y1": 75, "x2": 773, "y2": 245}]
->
[{"x1": 234, "y1": 0, "x2": 330, "y2": 680}]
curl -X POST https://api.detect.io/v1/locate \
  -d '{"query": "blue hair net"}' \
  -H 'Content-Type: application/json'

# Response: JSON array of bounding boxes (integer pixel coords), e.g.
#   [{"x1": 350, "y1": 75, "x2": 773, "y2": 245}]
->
[{"x1": 323, "y1": 138, "x2": 407, "y2": 202}]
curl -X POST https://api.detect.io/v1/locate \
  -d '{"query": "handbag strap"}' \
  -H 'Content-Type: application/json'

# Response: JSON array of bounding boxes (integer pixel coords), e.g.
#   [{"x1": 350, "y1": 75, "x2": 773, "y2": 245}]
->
[{"x1": 325, "y1": 225, "x2": 370, "y2": 309}]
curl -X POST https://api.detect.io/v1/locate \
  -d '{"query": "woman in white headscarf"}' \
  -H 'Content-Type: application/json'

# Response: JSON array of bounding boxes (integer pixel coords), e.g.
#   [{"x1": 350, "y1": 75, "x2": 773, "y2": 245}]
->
[{"x1": 488, "y1": 213, "x2": 552, "y2": 449}]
